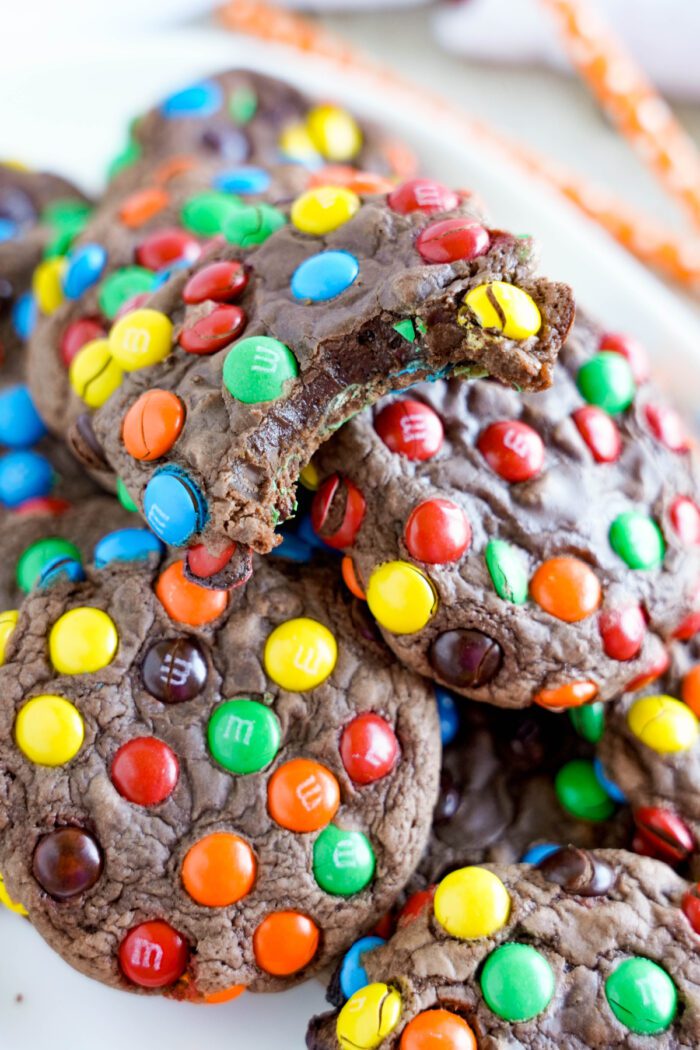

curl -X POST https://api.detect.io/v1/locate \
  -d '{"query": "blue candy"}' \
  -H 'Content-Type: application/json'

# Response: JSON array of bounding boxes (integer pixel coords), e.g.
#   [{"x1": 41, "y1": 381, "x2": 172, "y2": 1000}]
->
[
  {"x1": 0, "y1": 218, "x2": 18, "y2": 242},
  {"x1": 291, "y1": 250, "x2": 359, "y2": 302},
  {"x1": 161, "y1": 80, "x2": 223, "y2": 119},
  {"x1": 152, "y1": 259, "x2": 192, "y2": 289},
  {"x1": 0, "y1": 385, "x2": 47, "y2": 448},
  {"x1": 275, "y1": 533, "x2": 313, "y2": 563},
  {"x1": 63, "y1": 243, "x2": 107, "y2": 300},
  {"x1": 0, "y1": 450, "x2": 54, "y2": 508},
  {"x1": 144, "y1": 467, "x2": 207, "y2": 546},
  {"x1": 593, "y1": 757, "x2": 627, "y2": 803},
  {"x1": 296, "y1": 513, "x2": 339, "y2": 554},
  {"x1": 435, "y1": 686, "x2": 460, "y2": 746},
  {"x1": 39, "y1": 556, "x2": 85, "y2": 589},
  {"x1": 339, "y1": 937, "x2": 386, "y2": 1001},
  {"x1": 12, "y1": 292, "x2": 36, "y2": 341},
  {"x1": 521, "y1": 843, "x2": 560, "y2": 865},
  {"x1": 213, "y1": 167, "x2": 271, "y2": 195},
  {"x1": 94, "y1": 528, "x2": 164, "y2": 569}
]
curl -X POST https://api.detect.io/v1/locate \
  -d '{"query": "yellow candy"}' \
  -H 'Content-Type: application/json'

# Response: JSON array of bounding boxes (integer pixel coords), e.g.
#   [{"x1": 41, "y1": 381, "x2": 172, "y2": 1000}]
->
[
  {"x1": 0, "y1": 609, "x2": 18, "y2": 667},
  {"x1": 337, "y1": 983, "x2": 402, "y2": 1050},
  {"x1": 307, "y1": 105, "x2": 363, "y2": 162},
  {"x1": 434, "y1": 866, "x2": 511, "y2": 939},
  {"x1": 627, "y1": 694, "x2": 698, "y2": 754},
  {"x1": 49, "y1": 607, "x2": 119, "y2": 675},
  {"x1": 279, "y1": 123, "x2": 320, "y2": 164},
  {"x1": 1, "y1": 159, "x2": 30, "y2": 171},
  {"x1": 291, "y1": 187, "x2": 360, "y2": 236},
  {"x1": 108, "y1": 308, "x2": 173, "y2": 371},
  {"x1": 69, "y1": 338, "x2": 124, "y2": 408},
  {"x1": 299, "y1": 462, "x2": 320, "y2": 491},
  {"x1": 33, "y1": 256, "x2": 66, "y2": 315},
  {"x1": 366, "y1": 561, "x2": 437, "y2": 635},
  {"x1": 15, "y1": 694, "x2": 84, "y2": 766},
  {"x1": 264, "y1": 617, "x2": 337, "y2": 691},
  {"x1": 463, "y1": 281, "x2": 542, "y2": 340},
  {"x1": 0, "y1": 872, "x2": 27, "y2": 916}
]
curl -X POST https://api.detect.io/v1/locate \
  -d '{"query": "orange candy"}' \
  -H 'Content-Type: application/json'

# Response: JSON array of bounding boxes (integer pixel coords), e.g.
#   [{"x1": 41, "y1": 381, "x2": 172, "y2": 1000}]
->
[
  {"x1": 535, "y1": 680, "x2": 599, "y2": 709},
  {"x1": 155, "y1": 561, "x2": 229, "y2": 626},
  {"x1": 267, "y1": 758, "x2": 339, "y2": 832},
  {"x1": 681, "y1": 665, "x2": 700, "y2": 717},
  {"x1": 308, "y1": 165, "x2": 395, "y2": 196},
  {"x1": 400, "y1": 1010, "x2": 477, "y2": 1050},
  {"x1": 152, "y1": 155, "x2": 198, "y2": 187},
  {"x1": 119, "y1": 187, "x2": 170, "y2": 228},
  {"x1": 204, "y1": 984, "x2": 246, "y2": 1005},
  {"x1": 122, "y1": 389, "x2": 185, "y2": 461},
  {"x1": 253, "y1": 911, "x2": 320, "y2": 976},
  {"x1": 530, "y1": 557, "x2": 601, "y2": 623},
  {"x1": 182, "y1": 832, "x2": 256, "y2": 907},
  {"x1": 342, "y1": 556, "x2": 365, "y2": 600}
]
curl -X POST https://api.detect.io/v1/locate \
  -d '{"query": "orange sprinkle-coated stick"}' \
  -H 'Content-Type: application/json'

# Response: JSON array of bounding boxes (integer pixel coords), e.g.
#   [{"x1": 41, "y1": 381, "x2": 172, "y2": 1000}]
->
[{"x1": 540, "y1": 0, "x2": 700, "y2": 232}]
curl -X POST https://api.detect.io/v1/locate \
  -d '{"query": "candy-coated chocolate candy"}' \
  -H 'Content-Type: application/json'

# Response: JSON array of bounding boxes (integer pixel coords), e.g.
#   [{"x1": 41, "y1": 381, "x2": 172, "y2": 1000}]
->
[
  {"x1": 49, "y1": 606, "x2": 118, "y2": 675},
  {"x1": 405, "y1": 499, "x2": 471, "y2": 565},
  {"x1": 69, "y1": 338, "x2": 124, "y2": 408},
  {"x1": 633, "y1": 806, "x2": 695, "y2": 864},
  {"x1": 186, "y1": 542, "x2": 239, "y2": 579},
  {"x1": 477, "y1": 420, "x2": 544, "y2": 482},
  {"x1": 109, "y1": 308, "x2": 173, "y2": 371},
  {"x1": 0, "y1": 610, "x2": 18, "y2": 666},
  {"x1": 161, "y1": 79, "x2": 223, "y2": 118},
  {"x1": 307, "y1": 105, "x2": 362, "y2": 162},
  {"x1": 605, "y1": 958, "x2": 677, "y2": 1034},
  {"x1": 117, "y1": 477, "x2": 138, "y2": 511},
  {"x1": 681, "y1": 884, "x2": 700, "y2": 934},
  {"x1": 33, "y1": 256, "x2": 65, "y2": 314},
  {"x1": 182, "y1": 259, "x2": 249, "y2": 304},
  {"x1": 400, "y1": 1009, "x2": 477, "y2": 1050},
  {"x1": 625, "y1": 646, "x2": 671, "y2": 692},
  {"x1": 555, "y1": 760, "x2": 616, "y2": 822},
  {"x1": 267, "y1": 758, "x2": 340, "y2": 832},
  {"x1": 398, "y1": 888, "x2": 436, "y2": 928},
  {"x1": 119, "y1": 186, "x2": 169, "y2": 228},
  {"x1": 122, "y1": 389, "x2": 185, "y2": 462},
  {"x1": 681, "y1": 665, "x2": 700, "y2": 716},
  {"x1": 208, "y1": 698, "x2": 281, "y2": 774},
  {"x1": 62, "y1": 243, "x2": 107, "y2": 299},
  {"x1": 94, "y1": 528, "x2": 163, "y2": 569},
  {"x1": 480, "y1": 943, "x2": 555, "y2": 1022},
  {"x1": 142, "y1": 636, "x2": 208, "y2": 703},
  {"x1": 14, "y1": 496, "x2": 70, "y2": 516},
  {"x1": 12, "y1": 293, "x2": 36, "y2": 340},
  {"x1": 155, "y1": 560, "x2": 228, "y2": 626},
  {"x1": 463, "y1": 282, "x2": 541, "y2": 340},
  {"x1": 311, "y1": 474, "x2": 366, "y2": 549},
  {"x1": 577, "y1": 352, "x2": 636, "y2": 414},
  {"x1": 135, "y1": 228, "x2": 200, "y2": 272},
  {"x1": 0, "y1": 449, "x2": 53, "y2": 508},
  {"x1": 224, "y1": 204, "x2": 284, "y2": 251},
  {"x1": 434, "y1": 866, "x2": 510, "y2": 939},
  {"x1": 336, "y1": 983, "x2": 402, "y2": 1050},
  {"x1": 214, "y1": 166, "x2": 271, "y2": 196},
  {"x1": 609, "y1": 511, "x2": 665, "y2": 570},
  {"x1": 644, "y1": 403, "x2": 690, "y2": 452},
  {"x1": 111, "y1": 736, "x2": 179, "y2": 806},
  {"x1": 98, "y1": 266, "x2": 155, "y2": 319},
  {"x1": 340, "y1": 713, "x2": 399, "y2": 785},
  {"x1": 366, "y1": 561, "x2": 437, "y2": 635},
  {"x1": 339, "y1": 936, "x2": 386, "y2": 1000},
  {"x1": 181, "y1": 191, "x2": 241, "y2": 236},
  {"x1": 673, "y1": 605, "x2": 700, "y2": 641},
  {"x1": 628, "y1": 694, "x2": 698, "y2": 753},
  {"x1": 253, "y1": 911, "x2": 319, "y2": 976},
  {"x1": 279, "y1": 122, "x2": 320, "y2": 164},
  {"x1": 537, "y1": 845, "x2": 615, "y2": 896},
  {"x1": 435, "y1": 686, "x2": 460, "y2": 745},
  {"x1": 182, "y1": 832, "x2": 256, "y2": 907},
  {"x1": 593, "y1": 757, "x2": 627, "y2": 803},
  {"x1": 223, "y1": 335, "x2": 298, "y2": 403},
  {"x1": 572, "y1": 405, "x2": 622, "y2": 463},
  {"x1": 0, "y1": 871, "x2": 27, "y2": 915},
  {"x1": 599, "y1": 331, "x2": 650, "y2": 383},
  {"x1": 374, "y1": 400, "x2": 444, "y2": 461},
  {"x1": 179, "y1": 303, "x2": 247, "y2": 355},
  {"x1": 387, "y1": 179, "x2": 460, "y2": 215},
  {"x1": 416, "y1": 218, "x2": 489, "y2": 264},
  {"x1": 569, "y1": 702, "x2": 605, "y2": 743},
  {"x1": 263, "y1": 616, "x2": 337, "y2": 691},
  {"x1": 291, "y1": 186, "x2": 360, "y2": 235},
  {"x1": 0, "y1": 385, "x2": 47, "y2": 448},
  {"x1": 39, "y1": 555, "x2": 85, "y2": 589},
  {"x1": 342, "y1": 556, "x2": 366, "y2": 600},
  {"x1": 114, "y1": 291, "x2": 151, "y2": 321},
  {"x1": 60, "y1": 317, "x2": 106, "y2": 368},
  {"x1": 144, "y1": 467, "x2": 207, "y2": 546},
  {"x1": 119, "y1": 920, "x2": 189, "y2": 988},
  {"x1": 203, "y1": 984, "x2": 246, "y2": 1005},
  {"x1": 277, "y1": 534, "x2": 313, "y2": 564},
  {"x1": 599, "y1": 604, "x2": 646, "y2": 661},
  {"x1": 669, "y1": 496, "x2": 700, "y2": 544},
  {"x1": 291, "y1": 250, "x2": 359, "y2": 302},
  {"x1": 229, "y1": 85, "x2": 258, "y2": 124},
  {"x1": 15, "y1": 694, "x2": 84, "y2": 766},
  {"x1": 0, "y1": 217, "x2": 18, "y2": 241},
  {"x1": 530, "y1": 556, "x2": 601, "y2": 623},
  {"x1": 16, "y1": 537, "x2": 81, "y2": 593},
  {"x1": 313, "y1": 825, "x2": 376, "y2": 896},
  {"x1": 429, "y1": 629, "x2": 503, "y2": 688},
  {"x1": 32, "y1": 827, "x2": 102, "y2": 900},
  {"x1": 521, "y1": 843, "x2": 560, "y2": 865},
  {"x1": 485, "y1": 538, "x2": 528, "y2": 604}
]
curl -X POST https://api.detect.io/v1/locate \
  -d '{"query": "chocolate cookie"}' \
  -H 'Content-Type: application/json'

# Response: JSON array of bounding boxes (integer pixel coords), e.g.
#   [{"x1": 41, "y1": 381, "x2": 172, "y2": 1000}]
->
[
  {"x1": 308, "y1": 850, "x2": 700, "y2": 1049},
  {"x1": 312, "y1": 313, "x2": 700, "y2": 708},
  {"x1": 0, "y1": 553, "x2": 440, "y2": 998}
]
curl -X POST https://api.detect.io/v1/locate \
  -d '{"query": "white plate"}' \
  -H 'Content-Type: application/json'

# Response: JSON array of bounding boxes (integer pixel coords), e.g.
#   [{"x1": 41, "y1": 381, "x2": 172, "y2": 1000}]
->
[{"x1": 2, "y1": 26, "x2": 700, "y2": 1050}]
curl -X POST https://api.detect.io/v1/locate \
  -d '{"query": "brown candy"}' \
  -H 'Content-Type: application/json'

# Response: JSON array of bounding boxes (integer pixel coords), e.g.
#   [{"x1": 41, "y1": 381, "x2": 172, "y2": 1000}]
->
[
  {"x1": 429, "y1": 629, "x2": 503, "y2": 689},
  {"x1": 141, "y1": 637, "x2": 208, "y2": 703},
  {"x1": 32, "y1": 827, "x2": 103, "y2": 900},
  {"x1": 537, "y1": 846, "x2": 616, "y2": 897},
  {"x1": 67, "y1": 412, "x2": 110, "y2": 472}
]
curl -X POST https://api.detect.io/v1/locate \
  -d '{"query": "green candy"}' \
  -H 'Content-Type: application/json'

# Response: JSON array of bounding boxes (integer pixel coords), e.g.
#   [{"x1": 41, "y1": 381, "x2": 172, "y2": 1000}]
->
[
  {"x1": 107, "y1": 139, "x2": 142, "y2": 181},
  {"x1": 229, "y1": 86, "x2": 258, "y2": 124},
  {"x1": 181, "y1": 191, "x2": 243, "y2": 236},
  {"x1": 208, "y1": 699, "x2": 281, "y2": 775},
  {"x1": 569, "y1": 702, "x2": 605, "y2": 744},
  {"x1": 41, "y1": 199, "x2": 93, "y2": 257},
  {"x1": 555, "y1": 759, "x2": 615, "y2": 822},
  {"x1": 223, "y1": 336, "x2": 298, "y2": 405},
  {"x1": 223, "y1": 203, "x2": 286, "y2": 247},
  {"x1": 577, "y1": 352, "x2": 636, "y2": 414},
  {"x1": 16, "y1": 538, "x2": 82, "y2": 594},
  {"x1": 480, "y1": 943, "x2": 555, "y2": 1022},
  {"x1": 98, "y1": 266, "x2": 155, "y2": 320},
  {"x1": 609, "y1": 511, "x2": 665, "y2": 570},
  {"x1": 485, "y1": 539, "x2": 528, "y2": 604},
  {"x1": 393, "y1": 319, "x2": 416, "y2": 343},
  {"x1": 116, "y1": 478, "x2": 138, "y2": 512},
  {"x1": 312, "y1": 826, "x2": 375, "y2": 897},
  {"x1": 605, "y1": 958, "x2": 677, "y2": 1034}
]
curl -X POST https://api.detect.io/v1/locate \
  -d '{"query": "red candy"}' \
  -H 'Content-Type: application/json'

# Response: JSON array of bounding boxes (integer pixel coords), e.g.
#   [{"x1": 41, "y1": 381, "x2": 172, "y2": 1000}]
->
[
  {"x1": 598, "y1": 605, "x2": 646, "y2": 661},
  {"x1": 186, "y1": 542, "x2": 238, "y2": 579},
  {"x1": 682, "y1": 884, "x2": 700, "y2": 934},
  {"x1": 182, "y1": 260, "x2": 249, "y2": 304},
  {"x1": 13, "y1": 496, "x2": 70, "y2": 516},
  {"x1": 119, "y1": 920, "x2": 189, "y2": 988},
  {"x1": 60, "y1": 317, "x2": 106, "y2": 368},
  {"x1": 404, "y1": 498, "x2": 471, "y2": 564},
  {"x1": 135, "y1": 228, "x2": 201, "y2": 272},
  {"x1": 398, "y1": 886, "x2": 436, "y2": 928},
  {"x1": 625, "y1": 646, "x2": 670, "y2": 692},
  {"x1": 644, "y1": 403, "x2": 690, "y2": 452},
  {"x1": 311, "y1": 475, "x2": 366, "y2": 549},
  {"x1": 111, "y1": 737, "x2": 180, "y2": 807},
  {"x1": 633, "y1": 806, "x2": 695, "y2": 865},
  {"x1": 572, "y1": 406, "x2": 622, "y2": 464},
  {"x1": 599, "y1": 331, "x2": 650, "y2": 383},
  {"x1": 670, "y1": 496, "x2": 700, "y2": 545},
  {"x1": 387, "y1": 179, "x2": 460, "y2": 215},
  {"x1": 477, "y1": 420, "x2": 544, "y2": 482},
  {"x1": 178, "y1": 304, "x2": 247, "y2": 355},
  {"x1": 416, "y1": 218, "x2": 490, "y2": 264},
  {"x1": 674, "y1": 608, "x2": 700, "y2": 641},
  {"x1": 340, "y1": 713, "x2": 399, "y2": 785},
  {"x1": 374, "y1": 399, "x2": 444, "y2": 461}
]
